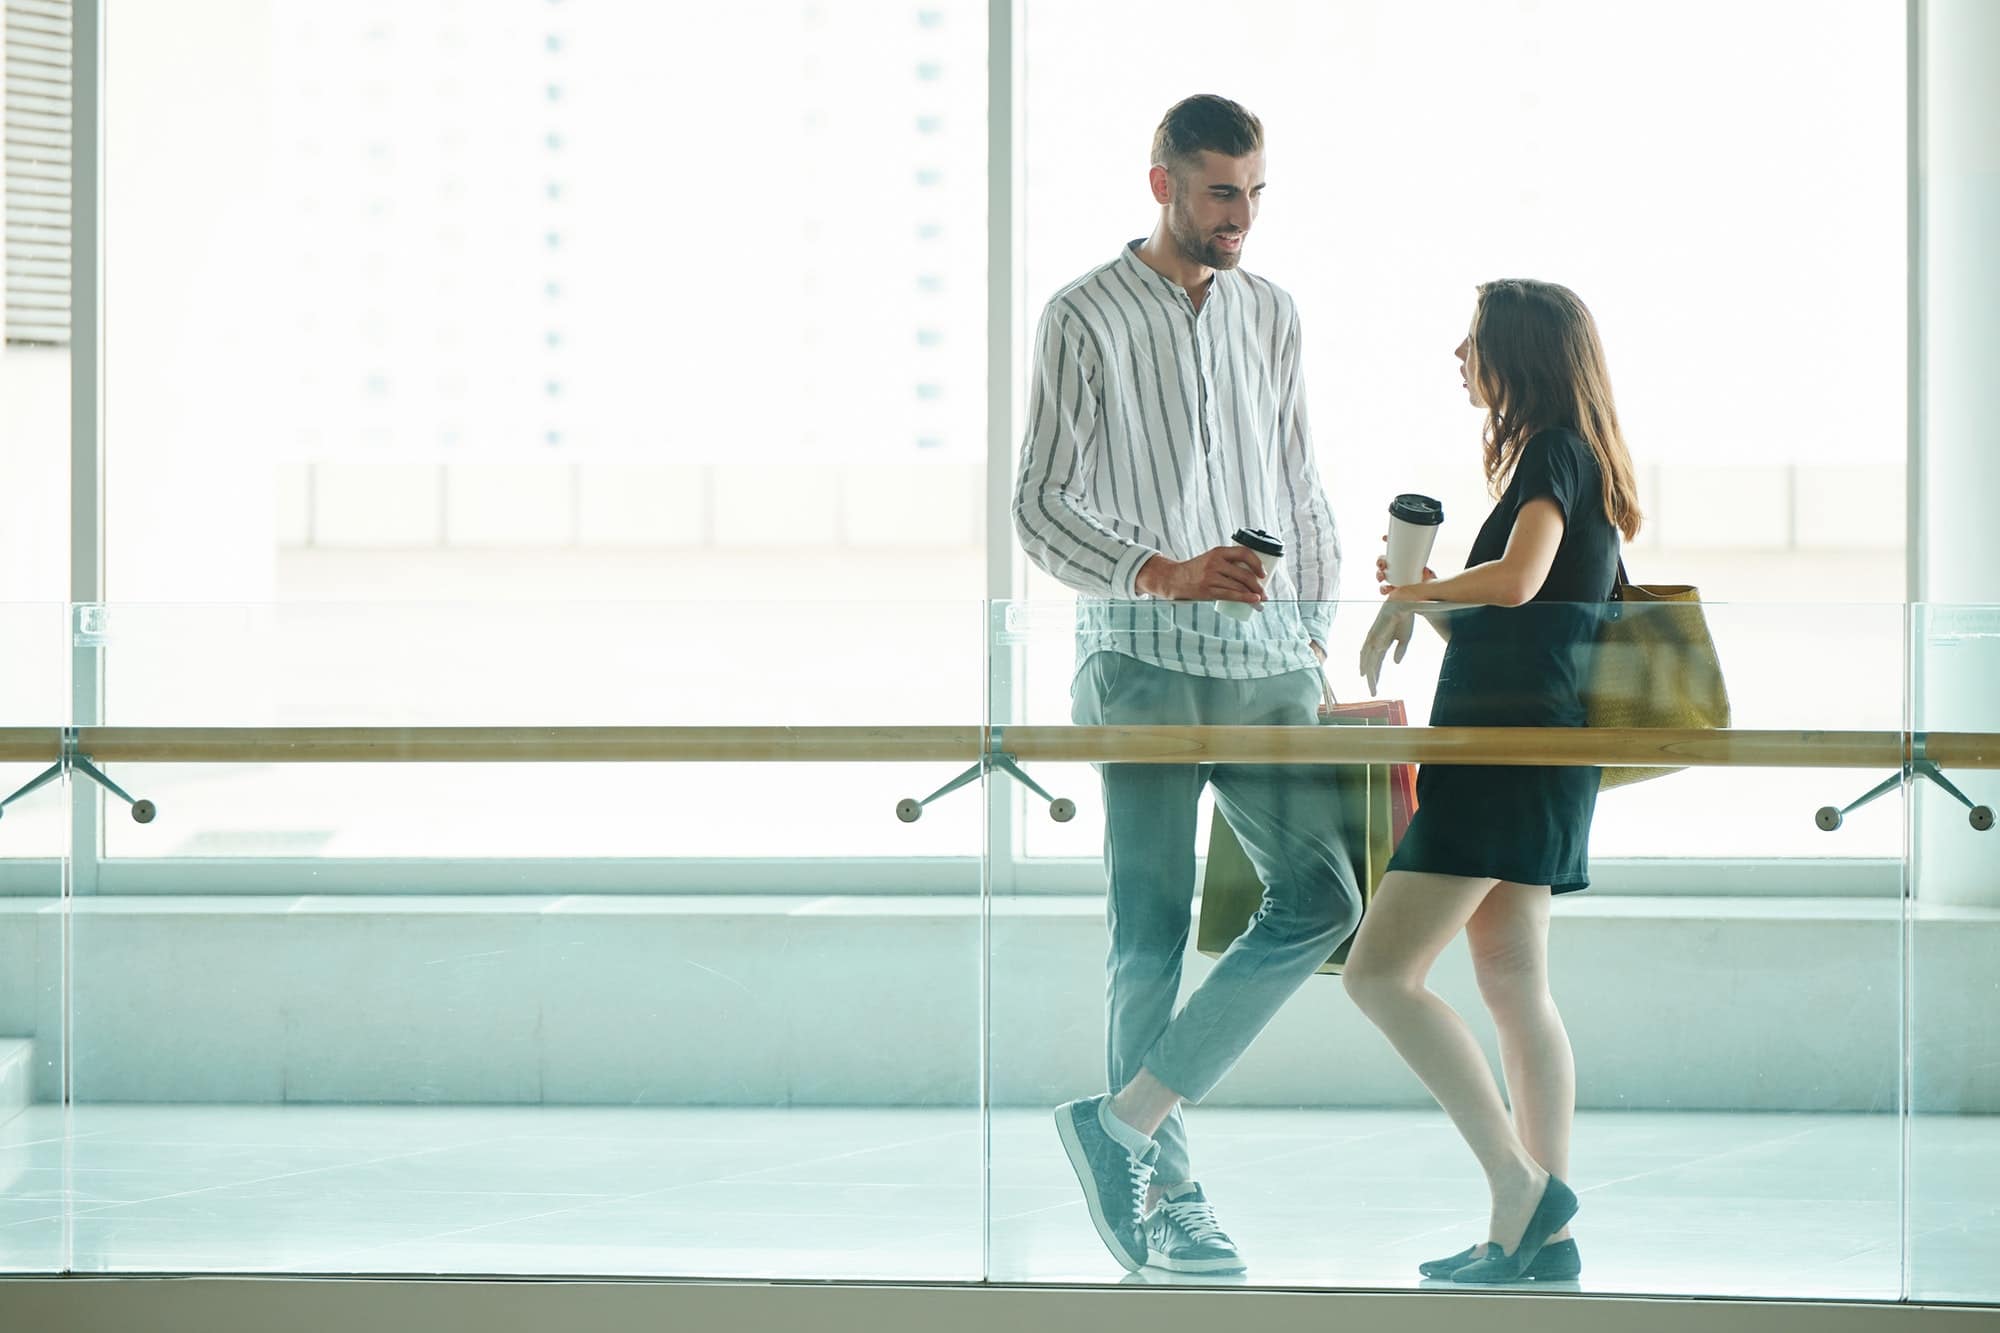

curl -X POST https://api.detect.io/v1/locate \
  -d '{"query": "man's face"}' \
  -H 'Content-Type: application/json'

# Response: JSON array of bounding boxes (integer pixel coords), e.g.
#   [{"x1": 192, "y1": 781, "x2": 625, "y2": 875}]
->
[{"x1": 1164, "y1": 150, "x2": 1264, "y2": 271}]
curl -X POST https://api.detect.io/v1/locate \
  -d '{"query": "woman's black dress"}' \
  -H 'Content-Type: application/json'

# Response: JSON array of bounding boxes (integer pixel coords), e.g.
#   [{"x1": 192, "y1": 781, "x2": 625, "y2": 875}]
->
[{"x1": 1386, "y1": 427, "x2": 1621, "y2": 893}]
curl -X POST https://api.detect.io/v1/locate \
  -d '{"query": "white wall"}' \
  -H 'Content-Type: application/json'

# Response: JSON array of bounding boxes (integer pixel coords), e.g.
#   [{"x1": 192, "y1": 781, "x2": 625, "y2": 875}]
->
[{"x1": 2, "y1": 891, "x2": 1976, "y2": 1113}]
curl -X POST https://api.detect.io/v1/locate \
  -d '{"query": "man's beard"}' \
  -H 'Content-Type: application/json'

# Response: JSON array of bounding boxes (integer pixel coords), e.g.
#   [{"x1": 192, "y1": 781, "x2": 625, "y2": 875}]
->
[{"x1": 1169, "y1": 198, "x2": 1244, "y2": 270}]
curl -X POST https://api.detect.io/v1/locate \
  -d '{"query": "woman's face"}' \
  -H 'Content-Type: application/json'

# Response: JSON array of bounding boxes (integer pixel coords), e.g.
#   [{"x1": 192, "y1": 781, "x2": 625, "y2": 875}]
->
[{"x1": 1454, "y1": 328, "x2": 1485, "y2": 408}]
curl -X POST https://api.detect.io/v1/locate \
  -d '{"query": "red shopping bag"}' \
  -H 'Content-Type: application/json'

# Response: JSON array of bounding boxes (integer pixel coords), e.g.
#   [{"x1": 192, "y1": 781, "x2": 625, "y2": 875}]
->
[{"x1": 1320, "y1": 696, "x2": 1417, "y2": 844}]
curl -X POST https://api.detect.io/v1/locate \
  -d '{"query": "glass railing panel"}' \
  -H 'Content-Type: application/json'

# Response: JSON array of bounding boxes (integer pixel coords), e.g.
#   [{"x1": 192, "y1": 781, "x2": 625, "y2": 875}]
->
[
  {"x1": 1908, "y1": 602, "x2": 2000, "y2": 1304},
  {"x1": 86, "y1": 600, "x2": 979, "y2": 862},
  {"x1": 0, "y1": 604, "x2": 69, "y2": 1274},
  {"x1": 63, "y1": 601, "x2": 983, "y2": 1280},
  {"x1": 988, "y1": 597, "x2": 1905, "y2": 1299}
]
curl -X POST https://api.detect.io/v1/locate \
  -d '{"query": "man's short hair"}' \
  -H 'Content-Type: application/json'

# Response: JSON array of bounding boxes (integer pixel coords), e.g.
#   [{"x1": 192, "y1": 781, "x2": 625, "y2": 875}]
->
[{"x1": 1150, "y1": 95, "x2": 1263, "y2": 175}]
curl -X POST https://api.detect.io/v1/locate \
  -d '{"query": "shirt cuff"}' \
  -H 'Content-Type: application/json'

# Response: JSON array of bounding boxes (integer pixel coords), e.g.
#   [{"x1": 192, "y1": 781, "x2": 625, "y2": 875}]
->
[{"x1": 1113, "y1": 546, "x2": 1160, "y2": 600}]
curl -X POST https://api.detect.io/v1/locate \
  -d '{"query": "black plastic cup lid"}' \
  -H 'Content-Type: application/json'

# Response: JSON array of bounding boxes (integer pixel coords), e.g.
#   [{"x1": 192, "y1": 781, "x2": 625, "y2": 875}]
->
[
  {"x1": 1231, "y1": 527, "x2": 1285, "y2": 557},
  {"x1": 1388, "y1": 494, "x2": 1444, "y2": 526}
]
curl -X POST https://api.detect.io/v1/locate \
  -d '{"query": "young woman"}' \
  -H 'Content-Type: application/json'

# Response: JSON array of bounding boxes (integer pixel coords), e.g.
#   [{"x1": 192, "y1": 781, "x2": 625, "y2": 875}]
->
[{"x1": 1348, "y1": 279, "x2": 1642, "y2": 1284}]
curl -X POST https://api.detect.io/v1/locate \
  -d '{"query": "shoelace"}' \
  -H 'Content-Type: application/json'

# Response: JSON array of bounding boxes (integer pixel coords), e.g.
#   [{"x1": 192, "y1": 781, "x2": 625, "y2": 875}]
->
[
  {"x1": 1162, "y1": 1197, "x2": 1229, "y2": 1246},
  {"x1": 1125, "y1": 1157, "x2": 1155, "y2": 1228}
]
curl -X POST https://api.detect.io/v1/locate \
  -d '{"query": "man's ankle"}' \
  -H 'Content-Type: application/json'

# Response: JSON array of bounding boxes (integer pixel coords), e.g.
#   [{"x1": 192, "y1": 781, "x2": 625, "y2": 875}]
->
[
  {"x1": 1107, "y1": 1091, "x2": 1169, "y2": 1146},
  {"x1": 1094, "y1": 1095, "x2": 1156, "y2": 1157}
]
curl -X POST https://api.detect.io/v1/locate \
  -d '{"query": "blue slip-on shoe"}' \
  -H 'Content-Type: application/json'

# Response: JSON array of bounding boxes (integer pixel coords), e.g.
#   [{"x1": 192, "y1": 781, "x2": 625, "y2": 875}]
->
[
  {"x1": 1420, "y1": 1236, "x2": 1580, "y2": 1280},
  {"x1": 1450, "y1": 1176, "x2": 1580, "y2": 1284}
]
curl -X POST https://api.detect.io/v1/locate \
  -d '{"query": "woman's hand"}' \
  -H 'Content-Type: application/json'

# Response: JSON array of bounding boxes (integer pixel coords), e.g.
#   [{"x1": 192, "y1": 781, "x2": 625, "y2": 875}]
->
[
  {"x1": 1359, "y1": 602, "x2": 1417, "y2": 696},
  {"x1": 1375, "y1": 549, "x2": 1438, "y2": 602}
]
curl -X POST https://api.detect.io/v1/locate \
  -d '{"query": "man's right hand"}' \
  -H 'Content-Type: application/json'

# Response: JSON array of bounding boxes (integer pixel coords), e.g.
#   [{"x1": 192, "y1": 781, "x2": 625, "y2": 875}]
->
[{"x1": 1135, "y1": 547, "x2": 1267, "y2": 605}]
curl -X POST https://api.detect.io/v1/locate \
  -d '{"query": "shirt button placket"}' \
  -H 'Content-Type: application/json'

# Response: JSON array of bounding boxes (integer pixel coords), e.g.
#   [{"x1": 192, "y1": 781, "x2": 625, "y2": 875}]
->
[{"x1": 1199, "y1": 319, "x2": 1220, "y2": 473}]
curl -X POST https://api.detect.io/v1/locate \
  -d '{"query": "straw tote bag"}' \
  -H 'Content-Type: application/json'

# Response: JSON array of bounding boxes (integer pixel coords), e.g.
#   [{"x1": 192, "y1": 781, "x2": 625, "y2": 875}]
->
[{"x1": 1587, "y1": 558, "x2": 1731, "y2": 789}]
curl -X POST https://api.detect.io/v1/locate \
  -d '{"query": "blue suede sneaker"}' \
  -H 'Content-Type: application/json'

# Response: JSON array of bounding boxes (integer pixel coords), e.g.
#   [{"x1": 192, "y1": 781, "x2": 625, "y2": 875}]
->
[
  {"x1": 1054, "y1": 1095, "x2": 1156, "y2": 1272},
  {"x1": 1145, "y1": 1182, "x2": 1245, "y2": 1274}
]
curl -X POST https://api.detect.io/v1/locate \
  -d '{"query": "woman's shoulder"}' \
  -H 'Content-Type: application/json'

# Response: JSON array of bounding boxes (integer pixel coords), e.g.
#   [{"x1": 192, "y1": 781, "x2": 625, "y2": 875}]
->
[
  {"x1": 1525, "y1": 426, "x2": 1591, "y2": 459},
  {"x1": 1522, "y1": 427, "x2": 1602, "y2": 481}
]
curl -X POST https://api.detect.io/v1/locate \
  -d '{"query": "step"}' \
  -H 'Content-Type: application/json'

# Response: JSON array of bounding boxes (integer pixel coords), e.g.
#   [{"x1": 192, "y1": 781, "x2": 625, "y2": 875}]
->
[{"x1": 0, "y1": 1039, "x2": 30, "y2": 1125}]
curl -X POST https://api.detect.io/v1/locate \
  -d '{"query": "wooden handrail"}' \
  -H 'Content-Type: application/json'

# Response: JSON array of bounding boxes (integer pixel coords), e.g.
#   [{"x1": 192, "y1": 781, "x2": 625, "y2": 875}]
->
[
  {"x1": 1924, "y1": 732, "x2": 2000, "y2": 769},
  {"x1": 68, "y1": 726, "x2": 985, "y2": 765},
  {"x1": 1000, "y1": 726, "x2": 1917, "y2": 769},
  {"x1": 14, "y1": 723, "x2": 1986, "y2": 769},
  {"x1": 0, "y1": 730, "x2": 56, "y2": 764}
]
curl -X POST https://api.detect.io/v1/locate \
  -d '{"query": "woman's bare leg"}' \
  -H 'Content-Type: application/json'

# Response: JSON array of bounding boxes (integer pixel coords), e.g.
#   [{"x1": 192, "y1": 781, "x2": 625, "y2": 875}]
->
[
  {"x1": 1343, "y1": 871, "x2": 1551, "y2": 1254},
  {"x1": 1466, "y1": 883, "x2": 1574, "y2": 1246}
]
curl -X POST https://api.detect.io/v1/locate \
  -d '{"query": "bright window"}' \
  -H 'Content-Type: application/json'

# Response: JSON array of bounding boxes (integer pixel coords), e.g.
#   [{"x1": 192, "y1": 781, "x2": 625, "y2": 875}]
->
[
  {"x1": 78, "y1": 0, "x2": 1908, "y2": 872},
  {"x1": 98, "y1": 0, "x2": 987, "y2": 861},
  {"x1": 1018, "y1": 0, "x2": 1906, "y2": 863}
]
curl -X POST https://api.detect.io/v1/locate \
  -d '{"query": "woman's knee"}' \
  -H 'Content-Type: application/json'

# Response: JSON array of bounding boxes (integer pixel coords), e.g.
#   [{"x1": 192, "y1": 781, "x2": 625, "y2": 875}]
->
[
  {"x1": 1467, "y1": 899, "x2": 1550, "y2": 1002},
  {"x1": 1340, "y1": 952, "x2": 1418, "y2": 1013},
  {"x1": 1470, "y1": 943, "x2": 1549, "y2": 1015}
]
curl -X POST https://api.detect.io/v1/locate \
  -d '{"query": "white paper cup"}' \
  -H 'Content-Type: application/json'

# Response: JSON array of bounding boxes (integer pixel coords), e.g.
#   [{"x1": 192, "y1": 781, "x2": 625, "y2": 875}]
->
[
  {"x1": 1385, "y1": 494, "x2": 1444, "y2": 586},
  {"x1": 1215, "y1": 527, "x2": 1284, "y2": 621}
]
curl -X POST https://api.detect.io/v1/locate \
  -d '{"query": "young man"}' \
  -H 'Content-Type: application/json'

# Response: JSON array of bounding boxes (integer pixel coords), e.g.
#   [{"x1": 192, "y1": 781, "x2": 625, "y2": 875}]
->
[{"x1": 1012, "y1": 94, "x2": 1360, "y2": 1276}]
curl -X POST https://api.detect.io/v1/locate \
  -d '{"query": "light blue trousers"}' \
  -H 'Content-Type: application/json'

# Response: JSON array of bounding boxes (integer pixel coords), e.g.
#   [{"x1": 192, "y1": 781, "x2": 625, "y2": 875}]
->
[{"x1": 1072, "y1": 652, "x2": 1362, "y2": 1189}]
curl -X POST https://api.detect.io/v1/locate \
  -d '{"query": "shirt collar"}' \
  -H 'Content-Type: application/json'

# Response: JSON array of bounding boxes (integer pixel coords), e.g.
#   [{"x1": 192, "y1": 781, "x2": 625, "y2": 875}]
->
[{"x1": 1120, "y1": 239, "x2": 1224, "y2": 311}]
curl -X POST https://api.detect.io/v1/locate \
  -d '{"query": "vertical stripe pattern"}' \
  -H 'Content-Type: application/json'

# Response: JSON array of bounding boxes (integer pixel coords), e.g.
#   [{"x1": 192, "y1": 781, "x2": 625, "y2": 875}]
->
[{"x1": 1012, "y1": 242, "x2": 1340, "y2": 679}]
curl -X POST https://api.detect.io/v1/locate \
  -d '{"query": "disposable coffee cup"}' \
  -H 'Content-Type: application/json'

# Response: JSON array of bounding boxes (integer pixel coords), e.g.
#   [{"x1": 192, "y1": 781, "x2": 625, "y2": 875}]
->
[
  {"x1": 1215, "y1": 526, "x2": 1284, "y2": 621},
  {"x1": 1385, "y1": 494, "x2": 1444, "y2": 586}
]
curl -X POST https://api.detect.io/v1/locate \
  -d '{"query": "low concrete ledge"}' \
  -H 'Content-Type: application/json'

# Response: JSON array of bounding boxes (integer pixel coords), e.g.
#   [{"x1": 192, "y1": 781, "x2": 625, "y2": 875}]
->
[{"x1": 0, "y1": 895, "x2": 1987, "y2": 1112}]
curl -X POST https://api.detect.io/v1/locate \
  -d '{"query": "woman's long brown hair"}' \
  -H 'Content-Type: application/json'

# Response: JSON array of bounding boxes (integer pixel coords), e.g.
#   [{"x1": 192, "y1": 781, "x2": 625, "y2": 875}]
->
[{"x1": 1468, "y1": 279, "x2": 1643, "y2": 541}]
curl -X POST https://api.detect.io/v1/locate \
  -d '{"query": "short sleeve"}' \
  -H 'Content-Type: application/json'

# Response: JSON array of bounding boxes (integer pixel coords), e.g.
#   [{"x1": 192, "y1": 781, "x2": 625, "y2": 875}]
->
[{"x1": 1512, "y1": 429, "x2": 1587, "y2": 522}]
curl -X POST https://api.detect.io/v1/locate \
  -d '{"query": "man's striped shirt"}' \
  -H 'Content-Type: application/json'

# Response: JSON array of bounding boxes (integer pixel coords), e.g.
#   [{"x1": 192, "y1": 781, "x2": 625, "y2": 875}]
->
[{"x1": 1012, "y1": 241, "x2": 1340, "y2": 680}]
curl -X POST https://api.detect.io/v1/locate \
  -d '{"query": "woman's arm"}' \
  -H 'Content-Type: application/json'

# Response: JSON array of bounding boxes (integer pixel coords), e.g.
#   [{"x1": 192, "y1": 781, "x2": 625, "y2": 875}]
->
[
  {"x1": 1359, "y1": 567, "x2": 1448, "y2": 694},
  {"x1": 1382, "y1": 498, "x2": 1566, "y2": 609}
]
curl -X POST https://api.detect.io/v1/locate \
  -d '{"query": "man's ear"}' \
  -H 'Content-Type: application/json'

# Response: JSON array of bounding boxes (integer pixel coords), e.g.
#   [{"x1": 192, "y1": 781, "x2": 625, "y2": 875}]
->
[{"x1": 1148, "y1": 164, "x2": 1173, "y2": 207}]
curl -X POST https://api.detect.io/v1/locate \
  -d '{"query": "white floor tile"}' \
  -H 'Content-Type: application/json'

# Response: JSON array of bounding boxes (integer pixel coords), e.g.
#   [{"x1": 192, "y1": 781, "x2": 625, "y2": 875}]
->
[{"x1": 0, "y1": 1103, "x2": 1991, "y2": 1305}]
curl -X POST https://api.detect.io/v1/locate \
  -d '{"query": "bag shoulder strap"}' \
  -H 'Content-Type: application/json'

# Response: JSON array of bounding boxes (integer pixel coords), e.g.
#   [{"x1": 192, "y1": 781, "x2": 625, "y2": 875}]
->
[{"x1": 1609, "y1": 552, "x2": 1629, "y2": 602}]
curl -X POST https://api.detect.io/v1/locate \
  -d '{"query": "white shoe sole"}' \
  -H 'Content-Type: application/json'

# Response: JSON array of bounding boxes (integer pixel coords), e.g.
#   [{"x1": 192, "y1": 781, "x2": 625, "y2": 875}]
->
[
  {"x1": 1146, "y1": 1251, "x2": 1248, "y2": 1275},
  {"x1": 1054, "y1": 1103, "x2": 1144, "y2": 1273}
]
